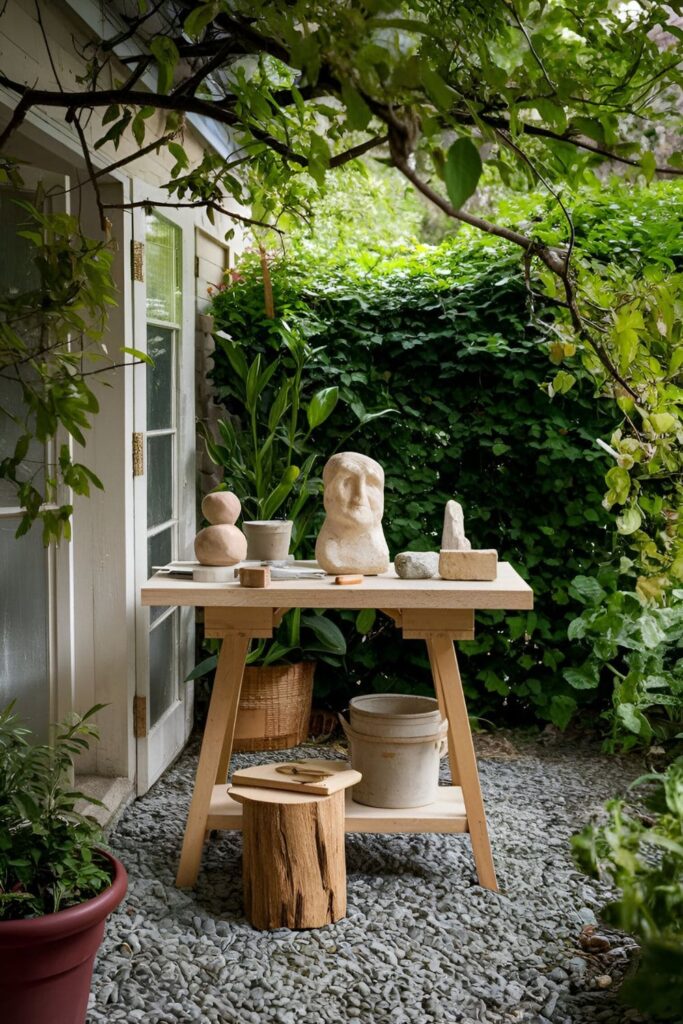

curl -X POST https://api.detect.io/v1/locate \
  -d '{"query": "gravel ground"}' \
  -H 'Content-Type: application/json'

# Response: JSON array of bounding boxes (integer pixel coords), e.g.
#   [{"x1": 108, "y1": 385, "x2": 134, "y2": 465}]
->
[{"x1": 88, "y1": 735, "x2": 648, "y2": 1024}]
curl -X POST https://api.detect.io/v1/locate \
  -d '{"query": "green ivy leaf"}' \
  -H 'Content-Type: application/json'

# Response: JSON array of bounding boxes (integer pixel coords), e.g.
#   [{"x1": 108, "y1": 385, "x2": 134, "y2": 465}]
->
[
  {"x1": 341, "y1": 82, "x2": 372, "y2": 131},
  {"x1": 569, "y1": 576, "x2": 607, "y2": 606},
  {"x1": 564, "y1": 661, "x2": 600, "y2": 690},
  {"x1": 548, "y1": 695, "x2": 577, "y2": 729}
]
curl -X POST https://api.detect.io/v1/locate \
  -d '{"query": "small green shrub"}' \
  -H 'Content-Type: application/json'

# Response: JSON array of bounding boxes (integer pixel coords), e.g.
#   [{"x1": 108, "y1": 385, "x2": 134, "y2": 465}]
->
[
  {"x1": 573, "y1": 759, "x2": 683, "y2": 1020},
  {"x1": 566, "y1": 580, "x2": 683, "y2": 750},
  {"x1": 0, "y1": 704, "x2": 112, "y2": 919}
]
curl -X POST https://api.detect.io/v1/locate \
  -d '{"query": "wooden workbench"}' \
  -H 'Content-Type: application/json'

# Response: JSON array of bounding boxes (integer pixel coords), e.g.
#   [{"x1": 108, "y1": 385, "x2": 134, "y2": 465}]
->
[{"x1": 141, "y1": 562, "x2": 533, "y2": 891}]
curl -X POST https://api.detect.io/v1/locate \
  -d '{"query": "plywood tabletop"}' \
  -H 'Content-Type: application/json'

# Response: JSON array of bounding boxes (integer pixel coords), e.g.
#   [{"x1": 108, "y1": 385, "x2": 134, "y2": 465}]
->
[{"x1": 141, "y1": 561, "x2": 533, "y2": 610}]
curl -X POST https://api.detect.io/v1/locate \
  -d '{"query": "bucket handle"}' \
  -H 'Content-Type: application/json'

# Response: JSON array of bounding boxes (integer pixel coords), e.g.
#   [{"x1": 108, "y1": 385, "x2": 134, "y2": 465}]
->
[
  {"x1": 338, "y1": 712, "x2": 352, "y2": 741},
  {"x1": 339, "y1": 712, "x2": 449, "y2": 752}
]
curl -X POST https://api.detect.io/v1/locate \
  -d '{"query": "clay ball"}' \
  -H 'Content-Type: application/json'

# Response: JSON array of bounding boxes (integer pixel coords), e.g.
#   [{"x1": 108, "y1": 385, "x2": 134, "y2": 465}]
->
[
  {"x1": 202, "y1": 491, "x2": 241, "y2": 526},
  {"x1": 194, "y1": 524, "x2": 247, "y2": 566}
]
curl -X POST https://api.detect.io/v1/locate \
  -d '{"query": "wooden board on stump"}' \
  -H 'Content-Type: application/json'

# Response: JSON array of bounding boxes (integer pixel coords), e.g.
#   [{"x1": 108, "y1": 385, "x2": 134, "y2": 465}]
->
[{"x1": 230, "y1": 785, "x2": 347, "y2": 930}]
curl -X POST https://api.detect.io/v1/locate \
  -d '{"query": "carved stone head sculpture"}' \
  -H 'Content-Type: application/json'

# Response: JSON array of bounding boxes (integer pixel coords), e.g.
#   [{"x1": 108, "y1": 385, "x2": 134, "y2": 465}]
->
[{"x1": 315, "y1": 452, "x2": 390, "y2": 575}]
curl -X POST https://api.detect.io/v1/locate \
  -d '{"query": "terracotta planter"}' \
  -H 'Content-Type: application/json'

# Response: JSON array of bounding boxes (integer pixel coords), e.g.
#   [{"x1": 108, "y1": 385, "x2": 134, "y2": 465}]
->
[
  {"x1": 0, "y1": 851, "x2": 127, "y2": 1024},
  {"x1": 234, "y1": 661, "x2": 315, "y2": 752}
]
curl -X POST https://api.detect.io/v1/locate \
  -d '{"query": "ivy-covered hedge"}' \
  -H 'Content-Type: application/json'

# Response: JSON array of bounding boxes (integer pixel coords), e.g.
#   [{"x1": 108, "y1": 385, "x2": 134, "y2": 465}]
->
[
  {"x1": 211, "y1": 236, "x2": 618, "y2": 726},
  {"x1": 209, "y1": 185, "x2": 681, "y2": 727}
]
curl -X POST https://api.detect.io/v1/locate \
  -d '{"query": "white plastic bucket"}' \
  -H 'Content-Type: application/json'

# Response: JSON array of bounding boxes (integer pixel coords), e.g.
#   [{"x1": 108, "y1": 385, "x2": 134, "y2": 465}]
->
[{"x1": 340, "y1": 694, "x2": 448, "y2": 808}]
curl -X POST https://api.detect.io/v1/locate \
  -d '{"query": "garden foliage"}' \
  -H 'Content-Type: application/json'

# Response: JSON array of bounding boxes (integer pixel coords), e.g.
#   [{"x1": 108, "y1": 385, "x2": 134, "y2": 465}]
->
[
  {"x1": 0, "y1": 704, "x2": 112, "y2": 919},
  {"x1": 208, "y1": 182, "x2": 683, "y2": 726},
  {"x1": 573, "y1": 759, "x2": 683, "y2": 1019}
]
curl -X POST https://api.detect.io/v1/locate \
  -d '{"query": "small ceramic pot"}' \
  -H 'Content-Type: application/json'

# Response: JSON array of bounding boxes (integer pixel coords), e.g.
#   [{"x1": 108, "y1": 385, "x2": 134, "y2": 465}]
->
[{"x1": 242, "y1": 520, "x2": 293, "y2": 562}]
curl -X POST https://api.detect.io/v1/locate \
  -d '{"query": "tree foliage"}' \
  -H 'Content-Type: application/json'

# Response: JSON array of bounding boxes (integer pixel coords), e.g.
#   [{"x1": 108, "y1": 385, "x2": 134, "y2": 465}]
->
[
  {"x1": 1, "y1": 1, "x2": 681, "y2": 536},
  {"x1": 0, "y1": 163, "x2": 124, "y2": 542}
]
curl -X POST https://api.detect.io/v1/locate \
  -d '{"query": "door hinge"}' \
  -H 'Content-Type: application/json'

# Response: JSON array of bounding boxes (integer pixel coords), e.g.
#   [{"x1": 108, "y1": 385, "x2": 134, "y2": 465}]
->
[
  {"x1": 133, "y1": 695, "x2": 147, "y2": 738},
  {"x1": 195, "y1": 254, "x2": 200, "y2": 278},
  {"x1": 131, "y1": 240, "x2": 144, "y2": 282},
  {"x1": 132, "y1": 432, "x2": 144, "y2": 476}
]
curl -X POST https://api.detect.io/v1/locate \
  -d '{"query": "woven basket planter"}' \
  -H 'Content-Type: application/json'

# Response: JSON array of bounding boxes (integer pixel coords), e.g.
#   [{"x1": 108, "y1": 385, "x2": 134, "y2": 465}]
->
[{"x1": 233, "y1": 661, "x2": 315, "y2": 752}]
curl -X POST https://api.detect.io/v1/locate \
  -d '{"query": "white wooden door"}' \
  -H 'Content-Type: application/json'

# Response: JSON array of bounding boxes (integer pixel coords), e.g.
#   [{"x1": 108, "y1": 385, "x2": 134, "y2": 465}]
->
[
  {"x1": 131, "y1": 187, "x2": 195, "y2": 793},
  {"x1": 0, "y1": 171, "x2": 74, "y2": 741}
]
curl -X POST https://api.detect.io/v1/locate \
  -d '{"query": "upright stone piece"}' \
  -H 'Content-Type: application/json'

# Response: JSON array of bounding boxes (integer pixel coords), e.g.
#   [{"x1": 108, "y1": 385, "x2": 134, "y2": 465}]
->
[
  {"x1": 442, "y1": 500, "x2": 471, "y2": 551},
  {"x1": 439, "y1": 497, "x2": 498, "y2": 580},
  {"x1": 315, "y1": 452, "x2": 390, "y2": 575}
]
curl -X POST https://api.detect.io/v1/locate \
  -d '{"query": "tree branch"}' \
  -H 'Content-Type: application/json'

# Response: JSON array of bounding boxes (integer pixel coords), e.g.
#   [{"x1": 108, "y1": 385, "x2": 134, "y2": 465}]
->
[
  {"x1": 102, "y1": 198, "x2": 280, "y2": 233},
  {"x1": 476, "y1": 111, "x2": 683, "y2": 177},
  {"x1": 388, "y1": 121, "x2": 639, "y2": 401},
  {"x1": 72, "y1": 115, "x2": 109, "y2": 235}
]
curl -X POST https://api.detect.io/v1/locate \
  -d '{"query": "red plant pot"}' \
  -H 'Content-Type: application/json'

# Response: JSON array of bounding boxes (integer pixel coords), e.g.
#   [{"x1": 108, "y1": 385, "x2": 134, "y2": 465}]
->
[{"x1": 0, "y1": 851, "x2": 127, "y2": 1024}]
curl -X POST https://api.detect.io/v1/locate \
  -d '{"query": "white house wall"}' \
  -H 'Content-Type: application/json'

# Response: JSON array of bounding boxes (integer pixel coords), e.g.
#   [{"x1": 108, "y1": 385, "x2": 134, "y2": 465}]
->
[{"x1": 0, "y1": 0, "x2": 244, "y2": 782}]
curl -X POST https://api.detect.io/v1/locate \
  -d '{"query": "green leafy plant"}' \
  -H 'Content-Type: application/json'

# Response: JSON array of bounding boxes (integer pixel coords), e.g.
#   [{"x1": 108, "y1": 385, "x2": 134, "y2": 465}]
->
[
  {"x1": 572, "y1": 759, "x2": 683, "y2": 1020},
  {"x1": 0, "y1": 703, "x2": 113, "y2": 919},
  {"x1": 202, "y1": 321, "x2": 339, "y2": 553},
  {"x1": 0, "y1": 167, "x2": 144, "y2": 545},
  {"x1": 565, "y1": 580, "x2": 683, "y2": 751}
]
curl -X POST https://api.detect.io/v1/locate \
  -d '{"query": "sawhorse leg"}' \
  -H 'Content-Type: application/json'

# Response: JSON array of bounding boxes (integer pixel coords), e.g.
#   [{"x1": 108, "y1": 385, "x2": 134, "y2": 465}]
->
[
  {"x1": 175, "y1": 632, "x2": 250, "y2": 887},
  {"x1": 426, "y1": 641, "x2": 460, "y2": 786},
  {"x1": 427, "y1": 631, "x2": 498, "y2": 892}
]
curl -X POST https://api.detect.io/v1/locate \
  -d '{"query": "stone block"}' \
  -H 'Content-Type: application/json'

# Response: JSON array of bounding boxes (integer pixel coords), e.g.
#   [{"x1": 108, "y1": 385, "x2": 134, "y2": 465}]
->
[{"x1": 439, "y1": 549, "x2": 498, "y2": 581}]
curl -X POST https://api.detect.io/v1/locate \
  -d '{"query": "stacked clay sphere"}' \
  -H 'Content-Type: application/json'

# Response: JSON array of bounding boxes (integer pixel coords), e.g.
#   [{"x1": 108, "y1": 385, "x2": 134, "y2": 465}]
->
[{"x1": 194, "y1": 491, "x2": 247, "y2": 566}]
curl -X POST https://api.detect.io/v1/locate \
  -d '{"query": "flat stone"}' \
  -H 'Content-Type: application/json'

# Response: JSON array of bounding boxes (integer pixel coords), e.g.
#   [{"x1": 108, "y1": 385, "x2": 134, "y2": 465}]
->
[
  {"x1": 439, "y1": 549, "x2": 498, "y2": 581},
  {"x1": 394, "y1": 551, "x2": 440, "y2": 579}
]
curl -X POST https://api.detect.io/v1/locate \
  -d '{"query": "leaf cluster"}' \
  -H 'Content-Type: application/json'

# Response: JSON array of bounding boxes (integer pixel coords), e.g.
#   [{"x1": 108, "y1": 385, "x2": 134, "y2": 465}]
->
[
  {"x1": 0, "y1": 185, "x2": 120, "y2": 544},
  {"x1": 572, "y1": 759, "x2": 683, "y2": 1019},
  {"x1": 0, "y1": 704, "x2": 112, "y2": 920},
  {"x1": 567, "y1": 578, "x2": 683, "y2": 750}
]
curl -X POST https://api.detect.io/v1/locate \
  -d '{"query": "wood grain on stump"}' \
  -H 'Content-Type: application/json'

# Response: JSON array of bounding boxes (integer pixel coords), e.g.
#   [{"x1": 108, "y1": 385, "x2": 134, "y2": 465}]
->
[{"x1": 231, "y1": 786, "x2": 346, "y2": 930}]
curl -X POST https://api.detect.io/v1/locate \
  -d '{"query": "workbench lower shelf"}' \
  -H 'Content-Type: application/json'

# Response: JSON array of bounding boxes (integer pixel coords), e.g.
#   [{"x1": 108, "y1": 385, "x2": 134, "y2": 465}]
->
[{"x1": 206, "y1": 785, "x2": 468, "y2": 834}]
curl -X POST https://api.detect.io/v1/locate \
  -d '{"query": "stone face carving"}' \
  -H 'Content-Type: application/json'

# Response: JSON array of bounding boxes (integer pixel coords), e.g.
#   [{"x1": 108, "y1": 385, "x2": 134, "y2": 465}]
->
[
  {"x1": 315, "y1": 452, "x2": 390, "y2": 575},
  {"x1": 441, "y1": 499, "x2": 472, "y2": 551},
  {"x1": 394, "y1": 551, "x2": 439, "y2": 579},
  {"x1": 194, "y1": 490, "x2": 247, "y2": 566}
]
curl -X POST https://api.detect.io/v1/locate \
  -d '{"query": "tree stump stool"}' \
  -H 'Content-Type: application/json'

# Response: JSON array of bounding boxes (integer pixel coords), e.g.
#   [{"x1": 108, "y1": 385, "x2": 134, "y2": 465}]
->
[{"x1": 230, "y1": 785, "x2": 347, "y2": 930}]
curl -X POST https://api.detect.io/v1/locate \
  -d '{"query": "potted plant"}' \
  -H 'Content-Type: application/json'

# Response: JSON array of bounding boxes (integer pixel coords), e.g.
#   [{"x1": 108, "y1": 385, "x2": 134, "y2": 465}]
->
[{"x1": 0, "y1": 703, "x2": 127, "y2": 1024}]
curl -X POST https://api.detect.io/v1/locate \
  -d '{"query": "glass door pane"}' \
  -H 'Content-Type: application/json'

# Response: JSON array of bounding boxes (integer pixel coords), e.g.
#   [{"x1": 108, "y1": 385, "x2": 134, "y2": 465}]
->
[
  {"x1": 0, "y1": 184, "x2": 53, "y2": 742},
  {"x1": 145, "y1": 213, "x2": 181, "y2": 728},
  {"x1": 0, "y1": 519, "x2": 50, "y2": 741}
]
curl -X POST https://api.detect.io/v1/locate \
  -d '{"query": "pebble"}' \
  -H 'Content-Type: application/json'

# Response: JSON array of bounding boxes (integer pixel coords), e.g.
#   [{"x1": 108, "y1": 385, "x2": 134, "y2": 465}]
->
[
  {"x1": 86, "y1": 737, "x2": 646, "y2": 1024},
  {"x1": 394, "y1": 551, "x2": 440, "y2": 579}
]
